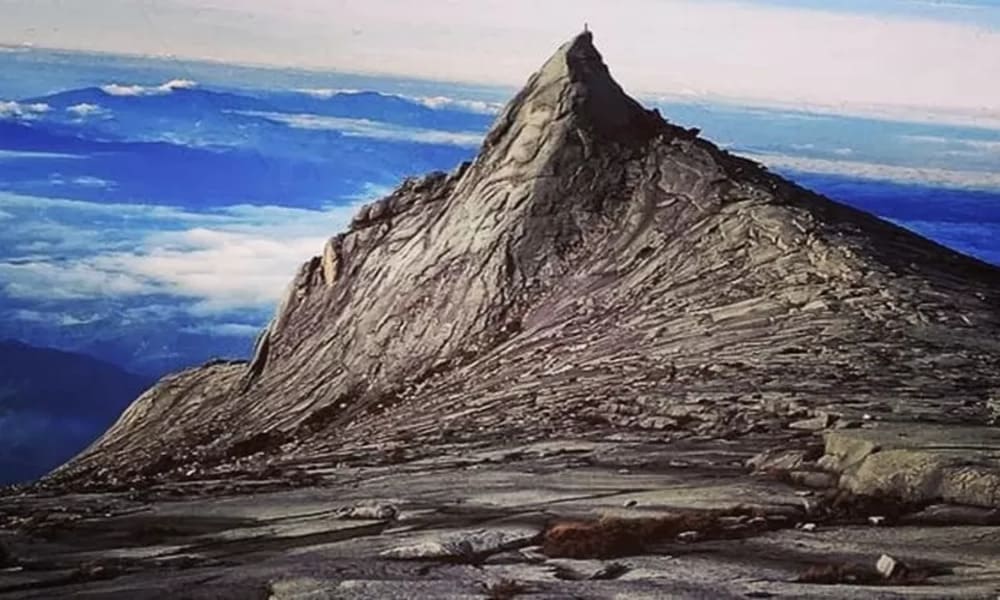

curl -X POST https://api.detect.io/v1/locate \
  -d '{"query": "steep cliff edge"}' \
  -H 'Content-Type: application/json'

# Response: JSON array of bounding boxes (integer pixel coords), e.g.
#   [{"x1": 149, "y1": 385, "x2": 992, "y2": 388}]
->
[{"x1": 51, "y1": 32, "x2": 1000, "y2": 490}]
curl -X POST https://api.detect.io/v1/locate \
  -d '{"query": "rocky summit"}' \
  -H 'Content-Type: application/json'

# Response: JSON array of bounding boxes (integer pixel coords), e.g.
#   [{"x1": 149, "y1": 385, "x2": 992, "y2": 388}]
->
[{"x1": 3, "y1": 32, "x2": 1000, "y2": 599}]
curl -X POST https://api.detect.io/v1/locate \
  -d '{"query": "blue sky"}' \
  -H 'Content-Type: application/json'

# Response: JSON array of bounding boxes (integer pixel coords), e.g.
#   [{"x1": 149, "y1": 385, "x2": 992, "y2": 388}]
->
[
  {"x1": 753, "y1": 0, "x2": 1000, "y2": 26},
  {"x1": 2, "y1": 0, "x2": 999, "y2": 127}
]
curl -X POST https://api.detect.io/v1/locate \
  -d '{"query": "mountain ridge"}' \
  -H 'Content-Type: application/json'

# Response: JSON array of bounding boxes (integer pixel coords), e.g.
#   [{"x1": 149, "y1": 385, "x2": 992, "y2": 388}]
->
[
  {"x1": 48, "y1": 31, "x2": 1000, "y2": 490},
  {"x1": 0, "y1": 339, "x2": 151, "y2": 485}
]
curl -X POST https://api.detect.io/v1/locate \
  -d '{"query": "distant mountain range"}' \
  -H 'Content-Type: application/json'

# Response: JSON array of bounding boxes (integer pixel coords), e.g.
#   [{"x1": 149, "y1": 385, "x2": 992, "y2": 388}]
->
[
  {"x1": 26, "y1": 85, "x2": 494, "y2": 132},
  {"x1": 0, "y1": 339, "x2": 151, "y2": 485}
]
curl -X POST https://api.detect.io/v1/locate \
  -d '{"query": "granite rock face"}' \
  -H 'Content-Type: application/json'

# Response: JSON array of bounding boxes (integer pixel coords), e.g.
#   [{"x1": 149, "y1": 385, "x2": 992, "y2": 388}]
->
[
  {"x1": 5, "y1": 30, "x2": 1000, "y2": 599},
  {"x1": 54, "y1": 32, "x2": 1000, "y2": 487}
]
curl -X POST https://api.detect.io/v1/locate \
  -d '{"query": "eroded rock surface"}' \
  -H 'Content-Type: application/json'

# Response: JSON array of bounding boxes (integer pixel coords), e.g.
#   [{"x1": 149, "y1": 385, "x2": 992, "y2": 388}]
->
[
  {"x1": 48, "y1": 32, "x2": 1000, "y2": 493},
  {"x1": 4, "y1": 31, "x2": 1000, "y2": 599}
]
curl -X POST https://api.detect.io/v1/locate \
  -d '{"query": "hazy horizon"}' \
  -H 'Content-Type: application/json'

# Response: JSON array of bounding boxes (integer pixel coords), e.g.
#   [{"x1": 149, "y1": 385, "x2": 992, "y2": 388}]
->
[{"x1": 3, "y1": 0, "x2": 1000, "y2": 127}]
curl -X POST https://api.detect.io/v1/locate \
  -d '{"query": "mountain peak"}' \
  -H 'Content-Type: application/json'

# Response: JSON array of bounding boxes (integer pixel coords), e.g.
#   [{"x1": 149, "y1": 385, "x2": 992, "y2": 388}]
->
[
  {"x1": 50, "y1": 33, "x2": 1000, "y2": 494},
  {"x1": 483, "y1": 31, "x2": 667, "y2": 150}
]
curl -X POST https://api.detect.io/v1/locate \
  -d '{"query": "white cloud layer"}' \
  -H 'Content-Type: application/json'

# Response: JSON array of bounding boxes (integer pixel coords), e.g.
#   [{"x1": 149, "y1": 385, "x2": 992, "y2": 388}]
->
[
  {"x1": 0, "y1": 100, "x2": 50, "y2": 120},
  {"x1": 239, "y1": 110, "x2": 484, "y2": 147},
  {"x1": 181, "y1": 322, "x2": 263, "y2": 337},
  {"x1": 66, "y1": 102, "x2": 110, "y2": 118},
  {"x1": 294, "y1": 88, "x2": 361, "y2": 98},
  {"x1": 0, "y1": 192, "x2": 369, "y2": 311},
  {"x1": 901, "y1": 135, "x2": 1000, "y2": 152},
  {"x1": 0, "y1": 150, "x2": 82, "y2": 160},
  {"x1": 100, "y1": 79, "x2": 197, "y2": 96},
  {"x1": 406, "y1": 95, "x2": 502, "y2": 115},
  {"x1": 48, "y1": 175, "x2": 116, "y2": 189},
  {"x1": 295, "y1": 89, "x2": 502, "y2": 115},
  {"x1": 750, "y1": 153, "x2": 1000, "y2": 191}
]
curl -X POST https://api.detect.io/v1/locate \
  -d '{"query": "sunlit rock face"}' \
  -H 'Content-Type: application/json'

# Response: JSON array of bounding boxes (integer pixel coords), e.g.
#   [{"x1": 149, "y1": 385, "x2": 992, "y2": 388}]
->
[{"x1": 53, "y1": 32, "x2": 1000, "y2": 489}]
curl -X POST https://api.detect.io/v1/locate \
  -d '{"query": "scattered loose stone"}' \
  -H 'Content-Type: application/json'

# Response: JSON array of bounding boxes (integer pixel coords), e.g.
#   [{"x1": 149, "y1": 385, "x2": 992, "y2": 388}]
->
[
  {"x1": 336, "y1": 503, "x2": 399, "y2": 521},
  {"x1": 676, "y1": 530, "x2": 700, "y2": 543},
  {"x1": 876, "y1": 554, "x2": 902, "y2": 579},
  {"x1": 790, "y1": 413, "x2": 836, "y2": 432},
  {"x1": 380, "y1": 527, "x2": 540, "y2": 560}
]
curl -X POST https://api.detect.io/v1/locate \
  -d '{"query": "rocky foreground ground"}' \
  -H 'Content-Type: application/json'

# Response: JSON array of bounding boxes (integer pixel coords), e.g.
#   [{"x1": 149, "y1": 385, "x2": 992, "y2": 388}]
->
[
  {"x1": 3, "y1": 31, "x2": 1000, "y2": 598},
  {"x1": 1, "y1": 420, "x2": 999, "y2": 599}
]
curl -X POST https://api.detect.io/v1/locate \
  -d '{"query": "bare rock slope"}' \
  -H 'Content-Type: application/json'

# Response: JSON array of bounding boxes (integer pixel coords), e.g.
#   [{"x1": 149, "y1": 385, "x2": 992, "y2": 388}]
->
[
  {"x1": 56, "y1": 32, "x2": 1000, "y2": 487},
  {"x1": 4, "y1": 31, "x2": 1000, "y2": 600}
]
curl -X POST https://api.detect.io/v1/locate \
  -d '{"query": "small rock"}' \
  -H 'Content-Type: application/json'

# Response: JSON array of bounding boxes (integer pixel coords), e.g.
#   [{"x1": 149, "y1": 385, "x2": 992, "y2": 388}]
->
[
  {"x1": 380, "y1": 526, "x2": 540, "y2": 560},
  {"x1": 876, "y1": 553, "x2": 903, "y2": 578},
  {"x1": 677, "y1": 530, "x2": 700, "y2": 542},
  {"x1": 799, "y1": 522, "x2": 817, "y2": 532},
  {"x1": 790, "y1": 413, "x2": 836, "y2": 431},
  {"x1": 337, "y1": 503, "x2": 398, "y2": 521},
  {"x1": 623, "y1": 499, "x2": 638, "y2": 508},
  {"x1": 868, "y1": 515, "x2": 885, "y2": 526}
]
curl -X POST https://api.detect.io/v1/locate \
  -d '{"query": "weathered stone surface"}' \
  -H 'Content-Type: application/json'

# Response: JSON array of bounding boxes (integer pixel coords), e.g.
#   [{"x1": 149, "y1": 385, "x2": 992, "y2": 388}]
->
[
  {"x1": 4, "y1": 29, "x2": 1000, "y2": 600},
  {"x1": 336, "y1": 503, "x2": 399, "y2": 521},
  {"x1": 268, "y1": 578, "x2": 335, "y2": 600},
  {"x1": 44, "y1": 30, "x2": 1000, "y2": 491},
  {"x1": 875, "y1": 553, "x2": 902, "y2": 578},
  {"x1": 902, "y1": 503, "x2": 1000, "y2": 526},
  {"x1": 4, "y1": 439, "x2": 998, "y2": 599},
  {"x1": 790, "y1": 413, "x2": 837, "y2": 432},
  {"x1": 747, "y1": 447, "x2": 815, "y2": 472},
  {"x1": 379, "y1": 526, "x2": 540, "y2": 560},
  {"x1": 822, "y1": 425, "x2": 1000, "y2": 507}
]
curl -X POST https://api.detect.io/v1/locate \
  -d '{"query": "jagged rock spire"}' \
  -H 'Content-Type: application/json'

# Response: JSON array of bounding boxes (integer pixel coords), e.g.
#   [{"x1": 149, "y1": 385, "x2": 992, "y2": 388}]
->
[
  {"x1": 482, "y1": 31, "x2": 667, "y2": 155},
  {"x1": 52, "y1": 32, "x2": 1000, "y2": 489}
]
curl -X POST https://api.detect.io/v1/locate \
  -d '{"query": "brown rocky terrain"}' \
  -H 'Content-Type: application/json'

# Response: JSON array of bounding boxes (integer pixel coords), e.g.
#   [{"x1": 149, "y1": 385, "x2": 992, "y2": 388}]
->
[{"x1": 2, "y1": 31, "x2": 999, "y2": 599}]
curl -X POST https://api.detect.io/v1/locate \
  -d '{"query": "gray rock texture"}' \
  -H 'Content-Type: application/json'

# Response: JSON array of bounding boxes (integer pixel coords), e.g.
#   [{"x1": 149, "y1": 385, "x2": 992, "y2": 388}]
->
[
  {"x1": 49, "y1": 31, "x2": 1000, "y2": 491},
  {"x1": 4, "y1": 31, "x2": 1000, "y2": 599}
]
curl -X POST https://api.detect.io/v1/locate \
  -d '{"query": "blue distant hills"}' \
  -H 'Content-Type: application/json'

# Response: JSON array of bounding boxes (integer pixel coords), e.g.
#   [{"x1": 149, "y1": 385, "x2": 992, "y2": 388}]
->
[
  {"x1": 0, "y1": 339, "x2": 152, "y2": 485},
  {"x1": 1, "y1": 84, "x2": 490, "y2": 209}
]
